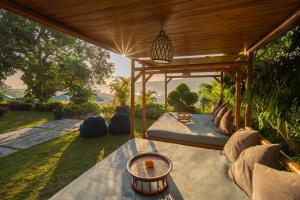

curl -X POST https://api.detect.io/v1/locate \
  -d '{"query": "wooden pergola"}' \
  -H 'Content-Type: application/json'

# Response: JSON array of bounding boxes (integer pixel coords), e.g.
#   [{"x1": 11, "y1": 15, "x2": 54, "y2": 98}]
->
[{"x1": 0, "y1": 1, "x2": 299, "y2": 139}]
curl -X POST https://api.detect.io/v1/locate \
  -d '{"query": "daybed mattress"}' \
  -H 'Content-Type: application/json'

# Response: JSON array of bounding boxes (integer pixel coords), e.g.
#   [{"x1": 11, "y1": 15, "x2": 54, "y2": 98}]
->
[
  {"x1": 146, "y1": 112, "x2": 229, "y2": 146},
  {"x1": 50, "y1": 139, "x2": 249, "y2": 200}
]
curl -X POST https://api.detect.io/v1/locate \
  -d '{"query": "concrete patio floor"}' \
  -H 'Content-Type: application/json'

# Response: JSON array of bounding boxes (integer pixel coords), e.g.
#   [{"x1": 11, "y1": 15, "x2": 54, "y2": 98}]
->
[{"x1": 0, "y1": 119, "x2": 82, "y2": 158}]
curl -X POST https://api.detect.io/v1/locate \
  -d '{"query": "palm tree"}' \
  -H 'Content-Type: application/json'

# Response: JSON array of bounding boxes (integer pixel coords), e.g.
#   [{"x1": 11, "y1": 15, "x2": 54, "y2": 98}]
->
[
  {"x1": 109, "y1": 76, "x2": 130, "y2": 106},
  {"x1": 198, "y1": 81, "x2": 220, "y2": 113},
  {"x1": 137, "y1": 89, "x2": 157, "y2": 104},
  {"x1": 146, "y1": 90, "x2": 157, "y2": 103}
]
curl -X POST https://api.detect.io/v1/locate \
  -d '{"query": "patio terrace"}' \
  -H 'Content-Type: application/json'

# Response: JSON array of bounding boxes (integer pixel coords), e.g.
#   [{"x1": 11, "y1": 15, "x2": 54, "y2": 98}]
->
[{"x1": 0, "y1": 1, "x2": 299, "y2": 200}]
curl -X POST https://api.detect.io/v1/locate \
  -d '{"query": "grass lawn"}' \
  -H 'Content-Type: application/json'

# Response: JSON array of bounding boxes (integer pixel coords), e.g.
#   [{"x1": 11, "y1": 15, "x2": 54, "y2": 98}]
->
[
  {"x1": 0, "y1": 111, "x2": 53, "y2": 134},
  {"x1": 0, "y1": 117, "x2": 154, "y2": 200}
]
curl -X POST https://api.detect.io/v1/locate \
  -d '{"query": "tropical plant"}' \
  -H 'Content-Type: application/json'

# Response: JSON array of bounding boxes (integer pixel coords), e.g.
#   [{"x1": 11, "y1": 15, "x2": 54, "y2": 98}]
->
[
  {"x1": 135, "y1": 103, "x2": 164, "y2": 119},
  {"x1": 245, "y1": 25, "x2": 300, "y2": 155},
  {"x1": 137, "y1": 89, "x2": 157, "y2": 104},
  {"x1": 198, "y1": 81, "x2": 220, "y2": 113},
  {"x1": 109, "y1": 76, "x2": 130, "y2": 106},
  {"x1": 168, "y1": 83, "x2": 198, "y2": 113}
]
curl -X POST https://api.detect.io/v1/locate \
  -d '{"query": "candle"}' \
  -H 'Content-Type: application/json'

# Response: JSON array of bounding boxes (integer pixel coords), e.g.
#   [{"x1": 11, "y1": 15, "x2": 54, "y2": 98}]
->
[{"x1": 145, "y1": 160, "x2": 154, "y2": 168}]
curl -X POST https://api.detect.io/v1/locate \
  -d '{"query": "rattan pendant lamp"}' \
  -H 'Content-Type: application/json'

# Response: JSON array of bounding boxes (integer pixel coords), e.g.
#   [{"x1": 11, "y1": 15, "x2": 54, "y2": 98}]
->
[{"x1": 151, "y1": 24, "x2": 174, "y2": 64}]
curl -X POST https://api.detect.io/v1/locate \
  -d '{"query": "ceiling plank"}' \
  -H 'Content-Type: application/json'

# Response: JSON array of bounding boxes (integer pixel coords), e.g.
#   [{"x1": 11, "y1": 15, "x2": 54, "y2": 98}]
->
[
  {"x1": 0, "y1": 0, "x2": 114, "y2": 51},
  {"x1": 247, "y1": 8, "x2": 300, "y2": 53}
]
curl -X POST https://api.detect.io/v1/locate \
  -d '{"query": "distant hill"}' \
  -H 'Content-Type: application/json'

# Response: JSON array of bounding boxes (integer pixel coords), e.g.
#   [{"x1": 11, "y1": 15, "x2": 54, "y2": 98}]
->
[
  {"x1": 136, "y1": 77, "x2": 213, "y2": 103},
  {"x1": 3, "y1": 78, "x2": 213, "y2": 104}
]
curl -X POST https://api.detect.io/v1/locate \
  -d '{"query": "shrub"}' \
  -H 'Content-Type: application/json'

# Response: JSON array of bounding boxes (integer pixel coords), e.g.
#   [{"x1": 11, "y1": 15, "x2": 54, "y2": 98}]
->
[
  {"x1": 100, "y1": 105, "x2": 116, "y2": 121},
  {"x1": 63, "y1": 101, "x2": 101, "y2": 116},
  {"x1": 135, "y1": 103, "x2": 164, "y2": 119},
  {"x1": 116, "y1": 105, "x2": 130, "y2": 114},
  {"x1": 0, "y1": 107, "x2": 8, "y2": 116},
  {"x1": 8, "y1": 101, "x2": 32, "y2": 111},
  {"x1": 35, "y1": 101, "x2": 66, "y2": 112},
  {"x1": 168, "y1": 83, "x2": 198, "y2": 113}
]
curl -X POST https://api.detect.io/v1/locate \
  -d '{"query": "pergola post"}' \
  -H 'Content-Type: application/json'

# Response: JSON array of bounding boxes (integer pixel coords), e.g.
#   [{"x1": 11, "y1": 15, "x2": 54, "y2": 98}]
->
[
  {"x1": 164, "y1": 73, "x2": 168, "y2": 112},
  {"x1": 235, "y1": 72, "x2": 241, "y2": 131},
  {"x1": 130, "y1": 59, "x2": 135, "y2": 138},
  {"x1": 220, "y1": 72, "x2": 224, "y2": 100},
  {"x1": 141, "y1": 64, "x2": 146, "y2": 138},
  {"x1": 245, "y1": 53, "x2": 254, "y2": 127}
]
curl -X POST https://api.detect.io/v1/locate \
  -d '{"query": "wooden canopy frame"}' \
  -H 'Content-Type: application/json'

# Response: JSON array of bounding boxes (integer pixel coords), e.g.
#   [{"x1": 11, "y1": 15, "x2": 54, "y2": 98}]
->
[{"x1": 130, "y1": 59, "x2": 251, "y2": 139}]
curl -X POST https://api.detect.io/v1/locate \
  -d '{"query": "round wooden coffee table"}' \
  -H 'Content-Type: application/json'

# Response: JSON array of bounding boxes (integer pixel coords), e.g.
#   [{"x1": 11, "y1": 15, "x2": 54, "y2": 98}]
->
[{"x1": 127, "y1": 152, "x2": 172, "y2": 196}]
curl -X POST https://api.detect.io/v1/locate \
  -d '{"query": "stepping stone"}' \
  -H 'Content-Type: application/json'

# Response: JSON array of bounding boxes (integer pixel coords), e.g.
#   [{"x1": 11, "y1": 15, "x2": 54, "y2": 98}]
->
[
  {"x1": 36, "y1": 119, "x2": 79, "y2": 130},
  {"x1": 0, "y1": 128, "x2": 44, "y2": 144},
  {"x1": 52, "y1": 120, "x2": 82, "y2": 131},
  {"x1": 0, "y1": 146, "x2": 18, "y2": 158},
  {"x1": 2, "y1": 129, "x2": 70, "y2": 149}
]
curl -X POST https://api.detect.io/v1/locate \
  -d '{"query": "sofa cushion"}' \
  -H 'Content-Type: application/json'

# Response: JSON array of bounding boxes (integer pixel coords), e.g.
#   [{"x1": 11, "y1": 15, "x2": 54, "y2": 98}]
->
[
  {"x1": 252, "y1": 163, "x2": 300, "y2": 200},
  {"x1": 218, "y1": 110, "x2": 233, "y2": 135},
  {"x1": 213, "y1": 99, "x2": 223, "y2": 114},
  {"x1": 228, "y1": 144, "x2": 280, "y2": 197},
  {"x1": 223, "y1": 129, "x2": 259, "y2": 162},
  {"x1": 213, "y1": 103, "x2": 225, "y2": 118},
  {"x1": 214, "y1": 106, "x2": 228, "y2": 126},
  {"x1": 147, "y1": 113, "x2": 229, "y2": 146}
]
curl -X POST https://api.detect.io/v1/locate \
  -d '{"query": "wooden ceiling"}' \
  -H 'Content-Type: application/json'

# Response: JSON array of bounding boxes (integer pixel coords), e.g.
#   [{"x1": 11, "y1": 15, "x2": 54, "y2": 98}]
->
[{"x1": 0, "y1": 0, "x2": 299, "y2": 66}]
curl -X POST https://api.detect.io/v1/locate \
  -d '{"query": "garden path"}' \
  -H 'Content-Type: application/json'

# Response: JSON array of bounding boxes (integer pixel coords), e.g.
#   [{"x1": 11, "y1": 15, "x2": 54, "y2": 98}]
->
[{"x1": 0, "y1": 119, "x2": 82, "y2": 158}]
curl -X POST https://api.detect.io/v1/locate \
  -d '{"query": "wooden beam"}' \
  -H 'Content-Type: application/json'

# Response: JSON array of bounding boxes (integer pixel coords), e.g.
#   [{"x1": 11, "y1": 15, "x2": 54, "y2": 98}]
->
[
  {"x1": 135, "y1": 61, "x2": 248, "y2": 71},
  {"x1": 164, "y1": 73, "x2": 168, "y2": 112},
  {"x1": 166, "y1": 75, "x2": 221, "y2": 79},
  {"x1": 220, "y1": 72, "x2": 224, "y2": 100},
  {"x1": 167, "y1": 77, "x2": 173, "y2": 84},
  {"x1": 141, "y1": 65, "x2": 146, "y2": 138},
  {"x1": 145, "y1": 73, "x2": 153, "y2": 83},
  {"x1": 0, "y1": 0, "x2": 113, "y2": 52},
  {"x1": 130, "y1": 60, "x2": 135, "y2": 138},
  {"x1": 145, "y1": 68, "x2": 232, "y2": 75},
  {"x1": 235, "y1": 72, "x2": 241, "y2": 131},
  {"x1": 247, "y1": 9, "x2": 300, "y2": 53},
  {"x1": 213, "y1": 77, "x2": 221, "y2": 83},
  {"x1": 134, "y1": 72, "x2": 141, "y2": 82},
  {"x1": 245, "y1": 53, "x2": 254, "y2": 127}
]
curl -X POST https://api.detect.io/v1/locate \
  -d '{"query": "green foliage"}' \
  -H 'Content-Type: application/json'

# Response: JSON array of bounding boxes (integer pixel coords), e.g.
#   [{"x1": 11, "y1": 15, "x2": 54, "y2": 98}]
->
[
  {"x1": 245, "y1": 26, "x2": 300, "y2": 155},
  {"x1": 198, "y1": 81, "x2": 221, "y2": 113},
  {"x1": 34, "y1": 101, "x2": 66, "y2": 112},
  {"x1": 135, "y1": 103, "x2": 164, "y2": 119},
  {"x1": 109, "y1": 76, "x2": 130, "y2": 106},
  {"x1": 168, "y1": 83, "x2": 198, "y2": 113},
  {"x1": 63, "y1": 101, "x2": 101, "y2": 116},
  {"x1": 137, "y1": 90, "x2": 158, "y2": 104},
  {"x1": 100, "y1": 105, "x2": 116, "y2": 121},
  {"x1": 0, "y1": 10, "x2": 114, "y2": 103},
  {"x1": 7, "y1": 101, "x2": 32, "y2": 111},
  {"x1": 67, "y1": 84, "x2": 92, "y2": 105}
]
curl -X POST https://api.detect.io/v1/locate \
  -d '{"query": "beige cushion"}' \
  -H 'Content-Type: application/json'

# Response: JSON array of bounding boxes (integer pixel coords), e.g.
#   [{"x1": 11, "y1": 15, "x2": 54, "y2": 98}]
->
[
  {"x1": 223, "y1": 129, "x2": 259, "y2": 162},
  {"x1": 213, "y1": 100, "x2": 222, "y2": 114},
  {"x1": 228, "y1": 144, "x2": 281, "y2": 197},
  {"x1": 214, "y1": 106, "x2": 228, "y2": 126},
  {"x1": 253, "y1": 163, "x2": 300, "y2": 200},
  {"x1": 213, "y1": 103, "x2": 225, "y2": 118},
  {"x1": 218, "y1": 110, "x2": 233, "y2": 135}
]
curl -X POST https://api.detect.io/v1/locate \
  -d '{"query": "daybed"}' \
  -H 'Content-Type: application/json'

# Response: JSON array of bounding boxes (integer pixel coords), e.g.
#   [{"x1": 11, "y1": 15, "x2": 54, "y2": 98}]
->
[
  {"x1": 50, "y1": 138, "x2": 249, "y2": 200},
  {"x1": 146, "y1": 112, "x2": 229, "y2": 149}
]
